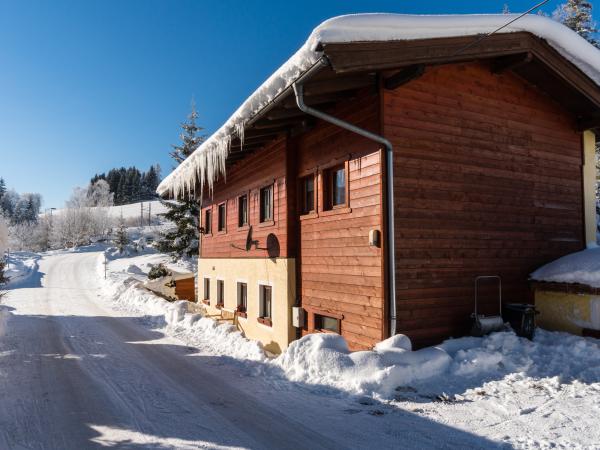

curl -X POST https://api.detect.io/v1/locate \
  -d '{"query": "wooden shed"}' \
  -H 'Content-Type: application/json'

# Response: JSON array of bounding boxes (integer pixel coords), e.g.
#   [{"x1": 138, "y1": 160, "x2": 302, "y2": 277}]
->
[{"x1": 159, "y1": 14, "x2": 600, "y2": 352}]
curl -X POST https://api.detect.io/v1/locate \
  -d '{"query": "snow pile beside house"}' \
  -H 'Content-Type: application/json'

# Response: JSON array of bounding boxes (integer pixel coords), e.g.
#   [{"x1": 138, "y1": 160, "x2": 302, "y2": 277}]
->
[
  {"x1": 276, "y1": 333, "x2": 451, "y2": 397},
  {"x1": 100, "y1": 253, "x2": 266, "y2": 362},
  {"x1": 158, "y1": 13, "x2": 600, "y2": 199},
  {"x1": 276, "y1": 328, "x2": 600, "y2": 399},
  {"x1": 530, "y1": 247, "x2": 600, "y2": 288}
]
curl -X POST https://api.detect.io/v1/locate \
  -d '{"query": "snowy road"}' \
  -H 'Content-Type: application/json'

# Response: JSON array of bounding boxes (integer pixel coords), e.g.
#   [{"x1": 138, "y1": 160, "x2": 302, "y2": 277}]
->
[{"x1": 0, "y1": 250, "x2": 503, "y2": 449}]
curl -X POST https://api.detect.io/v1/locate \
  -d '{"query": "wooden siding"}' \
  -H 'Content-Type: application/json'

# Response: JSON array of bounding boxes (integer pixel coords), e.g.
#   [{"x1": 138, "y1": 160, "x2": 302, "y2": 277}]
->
[
  {"x1": 296, "y1": 91, "x2": 385, "y2": 351},
  {"x1": 201, "y1": 137, "x2": 290, "y2": 258},
  {"x1": 384, "y1": 62, "x2": 585, "y2": 347}
]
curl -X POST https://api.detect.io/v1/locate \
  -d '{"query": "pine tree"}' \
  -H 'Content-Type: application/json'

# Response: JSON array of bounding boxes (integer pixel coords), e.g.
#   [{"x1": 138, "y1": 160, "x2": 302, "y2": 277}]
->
[
  {"x1": 553, "y1": 0, "x2": 599, "y2": 47},
  {"x1": 158, "y1": 101, "x2": 204, "y2": 258},
  {"x1": 0, "y1": 178, "x2": 6, "y2": 200},
  {"x1": 114, "y1": 216, "x2": 129, "y2": 254}
]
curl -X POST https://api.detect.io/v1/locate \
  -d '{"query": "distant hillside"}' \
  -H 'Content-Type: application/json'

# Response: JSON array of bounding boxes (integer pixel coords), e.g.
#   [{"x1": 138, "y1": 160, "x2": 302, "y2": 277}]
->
[{"x1": 47, "y1": 200, "x2": 169, "y2": 222}]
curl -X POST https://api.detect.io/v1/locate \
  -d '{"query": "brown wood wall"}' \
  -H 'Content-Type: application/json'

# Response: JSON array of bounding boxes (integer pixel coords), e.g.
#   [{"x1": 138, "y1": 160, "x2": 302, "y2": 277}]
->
[
  {"x1": 296, "y1": 91, "x2": 385, "y2": 351},
  {"x1": 200, "y1": 136, "x2": 290, "y2": 258},
  {"x1": 384, "y1": 62, "x2": 585, "y2": 347}
]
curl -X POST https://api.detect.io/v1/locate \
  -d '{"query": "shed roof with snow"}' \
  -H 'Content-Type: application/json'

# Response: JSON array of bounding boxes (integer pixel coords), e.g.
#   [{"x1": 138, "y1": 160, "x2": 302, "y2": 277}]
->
[{"x1": 157, "y1": 13, "x2": 600, "y2": 199}]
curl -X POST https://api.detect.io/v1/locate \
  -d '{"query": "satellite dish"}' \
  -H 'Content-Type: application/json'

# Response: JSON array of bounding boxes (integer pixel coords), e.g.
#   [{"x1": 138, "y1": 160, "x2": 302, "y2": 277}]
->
[{"x1": 266, "y1": 233, "x2": 280, "y2": 258}]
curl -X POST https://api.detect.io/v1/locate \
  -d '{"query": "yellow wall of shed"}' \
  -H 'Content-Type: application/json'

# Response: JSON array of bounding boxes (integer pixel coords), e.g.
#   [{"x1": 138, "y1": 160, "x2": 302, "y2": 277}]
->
[
  {"x1": 583, "y1": 130, "x2": 597, "y2": 248},
  {"x1": 535, "y1": 289, "x2": 600, "y2": 335},
  {"x1": 198, "y1": 257, "x2": 296, "y2": 354}
]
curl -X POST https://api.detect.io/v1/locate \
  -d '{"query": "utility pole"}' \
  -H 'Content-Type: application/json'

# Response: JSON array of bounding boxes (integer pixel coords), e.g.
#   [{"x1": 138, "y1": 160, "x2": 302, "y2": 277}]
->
[
  {"x1": 140, "y1": 202, "x2": 143, "y2": 228},
  {"x1": 148, "y1": 202, "x2": 151, "y2": 226}
]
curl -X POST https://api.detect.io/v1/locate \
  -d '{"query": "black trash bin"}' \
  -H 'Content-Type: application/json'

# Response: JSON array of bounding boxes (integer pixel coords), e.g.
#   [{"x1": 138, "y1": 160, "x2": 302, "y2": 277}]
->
[{"x1": 502, "y1": 303, "x2": 539, "y2": 340}]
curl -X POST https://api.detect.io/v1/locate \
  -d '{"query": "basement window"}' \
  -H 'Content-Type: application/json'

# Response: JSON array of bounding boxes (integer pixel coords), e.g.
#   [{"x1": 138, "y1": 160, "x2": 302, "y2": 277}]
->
[
  {"x1": 217, "y1": 203, "x2": 226, "y2": 232},
  {"x1": 204, "y1": 209, "x2": 212, "y2": 235},
  {"x1": 216, "y1": 279, "x2": 224, "y2": 308},
  {"x1": 258, "y1": 284, "x2": 272, "y2": 327},
  {"x1": 260, "y1": 185, "x2": 273, "y2": 223},
  {"x1": 237, "y1": 282, "x2": 247, "y2": 317},
  {"x1": 300, "y1": 174, "x2": 316, "y2": 215},
  {"x1": 238, "y1": 194, "x2": 248, "y2": 227},
  {"x1": 324, "y1": 164, "x2": 347, "y2": 210},
  {"x1": 315, "y1": 314, "x2": 340, "y2": 334}
]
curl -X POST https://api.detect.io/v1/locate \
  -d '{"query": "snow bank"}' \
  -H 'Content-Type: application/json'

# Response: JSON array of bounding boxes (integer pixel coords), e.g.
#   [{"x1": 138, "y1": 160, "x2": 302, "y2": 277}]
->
[
  {"x1": 101, "y1": 255, "x2": 266, "y2": 362},
  {"x1": 4, "y1": 252, "x2": 40, "y2": 288},
  {"x1": 276, "y1": 333, "x2": 451, "y2": 397},
  {"x1": 530, "y1": 247, "x2": 600, "y2": 288},
  {"x1": 158, "y1": 13, "x2": 600, "y2": 199}
]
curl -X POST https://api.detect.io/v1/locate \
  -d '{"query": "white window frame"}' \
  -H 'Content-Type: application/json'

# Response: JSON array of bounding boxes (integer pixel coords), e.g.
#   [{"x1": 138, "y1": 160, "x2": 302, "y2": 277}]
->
[{"x1": 258, "y1": 281, "x2": 274, "y2": 321}]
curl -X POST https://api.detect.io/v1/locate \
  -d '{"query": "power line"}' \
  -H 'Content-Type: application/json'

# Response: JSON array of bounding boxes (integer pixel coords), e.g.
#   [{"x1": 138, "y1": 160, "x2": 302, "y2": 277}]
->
[{"x1": 453, "y1": 0, "x2": 551, "y2": 58}]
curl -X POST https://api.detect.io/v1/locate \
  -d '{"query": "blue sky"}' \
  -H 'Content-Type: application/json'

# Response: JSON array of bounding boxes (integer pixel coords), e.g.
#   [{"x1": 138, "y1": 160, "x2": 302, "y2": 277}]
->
[{"x1": 0, "y1": 0, "x2": 586, "y2": 207}]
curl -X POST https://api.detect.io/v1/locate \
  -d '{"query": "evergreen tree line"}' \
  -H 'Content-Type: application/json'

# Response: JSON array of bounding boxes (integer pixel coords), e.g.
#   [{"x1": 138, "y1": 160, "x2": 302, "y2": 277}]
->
[
  {"x1": 91, "y1": 165, "x2": 161, "y2": 206},
  {"x1": 0, "y1": 177, "x2": 43, "y2": 224}
]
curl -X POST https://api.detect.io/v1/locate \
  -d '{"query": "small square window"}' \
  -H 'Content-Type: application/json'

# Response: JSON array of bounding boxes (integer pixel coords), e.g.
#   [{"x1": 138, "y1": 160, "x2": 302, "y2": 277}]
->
[
  {"x1": 204, "y1": 209, "x2": 212, "y2": 234},
  {"x1": 259, "y1": 285, "x2": 272, "y2": 326},
  {"x1": 217, "y1": 279, "x2": 224, "y2": 306},
  {"x1": 260, "y1": 185, "x2": 273, "y2": 223},
  {"x1": 237, "y1": 282, "x2": 247, "y2": 312},
  {"x1": 218, "y1": 203, "x2": 226, "y2": 232},
  {"x1": 315, "y1": 314, "x2": 340, "y2": 334},
  {"x1": 300, "y1": 175, "x2": 315, "y2": 214},
  {"x1": 238, "y1": 195, "x2": 248, "y2": 227},
  {"x1": 325, "y1": 164, "x2": 347, "y2": 210},
  {"x1": 203, "y1": 278, "x2": 210, "y2": 302}
]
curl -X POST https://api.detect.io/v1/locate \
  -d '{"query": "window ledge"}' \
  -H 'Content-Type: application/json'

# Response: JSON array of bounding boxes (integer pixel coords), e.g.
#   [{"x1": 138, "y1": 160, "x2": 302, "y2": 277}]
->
[
  {"x1": 237, "y1": 224, "x2": 250, "y2": 231},
  {"x1": 201, "y1": 299, "x2": 210, "y2": 306},
  {"x1": 257, "y1": 317, "x2": 272, "y2": 327},
  {"x1": 299, "y1": 212, "x2": 319, "y2": 221},
  {"x1": 216, "y1": 230, "x2": 227, "y2": 235},
  {"x1": 320, "y1": 207, "x2": 352, "y2": 217},
  {"x1": 235, "y1": 311, "x2": 248, "y2": 319},
  {"x1": 257, "y1": 220, "x2": 275, "y2": 228},
  {"x1": 215, "y1": 303, "x2": 224, "y2": 310}
]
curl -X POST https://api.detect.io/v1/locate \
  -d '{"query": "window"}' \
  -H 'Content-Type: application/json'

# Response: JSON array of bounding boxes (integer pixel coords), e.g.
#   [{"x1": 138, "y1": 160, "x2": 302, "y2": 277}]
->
[
  {"x1": 300, "y1": 175, "x2": 315, "y2": 214},
  {"x1": 315, "y1": 314, "x2": 340, "y2": 334},
  {"x1": 237, "y1": 282, "x2": 247, "y2": 316},
  {"x1": 325, "y1": 164, "x2": 347, "y2": 209},
  {"x1": 258, "y1": 284, "x2": 272, "y2": 326},
  {"x1": 218, "y1": 203, "x2": 226, "y2": 232},
  {"x1": 238, "y1": 195, "x2": 248, "y2": 227},
  {"x1": 260, "y1": 185, "x2": 273, "y2": 223},
  {"x1": 204, "y1": 209, "x2": 212, "y2": 234},
  {"x1": 203, "y1": 278, "x2": 210, "y2": 303},
  {"x1": 217, "y1": 279, "x2": 224, "y2": 307}
]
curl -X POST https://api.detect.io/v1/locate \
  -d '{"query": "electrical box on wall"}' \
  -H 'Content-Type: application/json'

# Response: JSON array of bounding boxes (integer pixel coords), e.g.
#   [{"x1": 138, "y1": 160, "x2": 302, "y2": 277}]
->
[
  {"x1": 369, "y1": 229, "x2": 381, "y2": 248},
  {"x1": 292, "y1": 306, "x2": 305, "y2": 328}
]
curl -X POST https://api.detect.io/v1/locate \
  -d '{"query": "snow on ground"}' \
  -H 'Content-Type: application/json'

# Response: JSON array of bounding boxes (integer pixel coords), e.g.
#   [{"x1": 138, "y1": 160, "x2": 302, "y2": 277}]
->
[
  {"x1": 99, "y1": 248, "x2": 600, "y2": 449},
  {"x1": 3, "y1": 251, "x2": 41, "y2": 288},
  {"x1": 531, "y1": 246, "x2": 600, "y2": 288}
]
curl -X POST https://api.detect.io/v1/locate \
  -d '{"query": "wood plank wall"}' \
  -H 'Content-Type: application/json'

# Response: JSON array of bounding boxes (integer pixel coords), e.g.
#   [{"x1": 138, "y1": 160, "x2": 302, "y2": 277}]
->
[
  {"x1": 201, "y1": 136, "x2": 290, "y2": 258},
  {"x1": 384, "y1": 62, "x2": 585, "y2": 347},
  {"x1": 295, "y1": 91, "x2": 385, "y2": 350}
]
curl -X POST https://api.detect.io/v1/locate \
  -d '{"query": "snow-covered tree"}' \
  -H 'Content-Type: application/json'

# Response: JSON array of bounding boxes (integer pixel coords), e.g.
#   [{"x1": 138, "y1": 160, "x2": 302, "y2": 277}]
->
[
  {"x1": 0, "y1": 178, "x2": 6, "y2": 200},
  {"x1": 86, "y1": 180, "x2": 114, "y2": 207},
  {"x1": 0, "y1": 215, "x2": 8, "y2": 255},
  {"x1": 553, "y1": 0, "x2": 599, "y2": 47},
  {"x1": 114, "y1": 216, "x2": 129, "y2": 254},
  {"x1": 158, "y1": 101, "x2": 204, "y2": 258}
]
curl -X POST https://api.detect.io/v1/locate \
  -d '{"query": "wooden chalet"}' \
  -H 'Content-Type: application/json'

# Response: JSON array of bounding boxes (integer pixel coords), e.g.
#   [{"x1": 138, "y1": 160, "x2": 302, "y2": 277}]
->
[{"x1": 159, "y1": 14, "x2": 600, "y2": 352}]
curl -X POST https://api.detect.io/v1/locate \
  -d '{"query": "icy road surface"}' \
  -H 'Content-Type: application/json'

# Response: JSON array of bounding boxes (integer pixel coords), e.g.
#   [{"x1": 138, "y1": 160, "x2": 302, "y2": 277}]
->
[{"x1": 0, "y1": 250, "x2": 498, "y2": 449}]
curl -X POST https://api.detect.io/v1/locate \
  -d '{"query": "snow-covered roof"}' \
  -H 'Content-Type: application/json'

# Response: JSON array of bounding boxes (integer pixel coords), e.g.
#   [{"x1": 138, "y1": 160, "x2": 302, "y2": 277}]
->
[
  {"x1": 531, "y1": 247, "x2": 600, "y2": 288},
  {"x1": 157, "y1": 13, "x2": 600, "y2": 199}
]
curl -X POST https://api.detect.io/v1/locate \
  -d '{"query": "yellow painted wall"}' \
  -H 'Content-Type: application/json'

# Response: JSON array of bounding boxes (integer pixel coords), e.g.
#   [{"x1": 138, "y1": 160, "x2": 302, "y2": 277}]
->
[
  {"x1": 583, "y1": 130, "x2": 597, "y2": 248},
  {"x1": 198, "y1": 257, "x2": 296, "y2": 354},
  {"x1": 535, "y1": 289, "x2": 600, "y2": 335}
]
